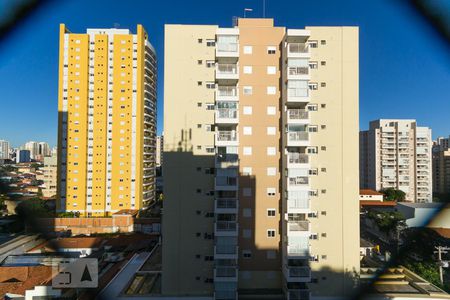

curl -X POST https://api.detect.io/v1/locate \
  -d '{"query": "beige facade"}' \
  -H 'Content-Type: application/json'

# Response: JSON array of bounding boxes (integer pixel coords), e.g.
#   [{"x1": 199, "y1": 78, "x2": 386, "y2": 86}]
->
[
  {"x1": 156, "y1": 135, "x2": 163, "y2": 167},
  {"x1": 163, "y1": 19, "x2": 360, "y2": 300},
  {"x1": 56, "y1": 24, "x2": 157, "y2": 216},
  {"x1": 360, "y1": 120, "x2": 432, "y2": 203},
  {"x1": 433, "y1": 137, "x2": 450, "y2": 198},
  {"x1": 42, "y1": 155, "x2": 57, "y2": 198}
]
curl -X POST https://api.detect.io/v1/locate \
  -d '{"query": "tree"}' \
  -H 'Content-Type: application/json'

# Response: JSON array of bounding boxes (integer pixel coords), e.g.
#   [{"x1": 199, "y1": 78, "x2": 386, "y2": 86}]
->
[
  {"x1": 380, "y1": 188, "x2": 406, "y2": 201},
  {"x1": 368, "y1": 210, "x2": 406, "y2": 234},
  {"x1": 15, "y1": 198, "x2": 54, "y2": 218}
]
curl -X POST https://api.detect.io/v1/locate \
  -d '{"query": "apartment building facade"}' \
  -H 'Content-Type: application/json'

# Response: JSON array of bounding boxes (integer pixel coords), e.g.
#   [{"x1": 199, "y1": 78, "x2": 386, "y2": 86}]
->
[
  {"x1": 433, "y1": 137, "x2": 450, "y2": 198},
  {"x1": 0, "y1": 140, "x2": 10, "y2": 160},
  {"x1": 360, "y1": 120, "x2": 432, "y2": 203},
  {"x1": 163, "y1": 18, "x2": 360, "y2": 300},
  {"x1": 42, "y1": 155, "x2": 57, "y2": 198},
  {"x1": 56, "y1": 24, "x2": 157, "y2": 217},
  {"x1": 156, "y1": 135, "x2": 163, "y2": 167},
  {"x1": 24, "y1": 141, "x2": 40, "y2": 160}
]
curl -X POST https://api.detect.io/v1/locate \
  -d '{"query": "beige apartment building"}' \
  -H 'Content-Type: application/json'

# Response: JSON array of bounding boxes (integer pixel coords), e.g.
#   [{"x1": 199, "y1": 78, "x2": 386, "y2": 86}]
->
[
  {"x1": 42, "y1": 155, "x2": 57, "y2": 198},
  {"x1": 163, "y1": 18, "x2": 360, "y2": 300},
  {"x1": 360, "y1": 120, "x2": 432, "y2": 203},
  {"x1": 433, "y1": 137, "x2": 450, "y2": 198},
  {"x1": 56, "y1": 24, "x2": 157, "y2": 216}
]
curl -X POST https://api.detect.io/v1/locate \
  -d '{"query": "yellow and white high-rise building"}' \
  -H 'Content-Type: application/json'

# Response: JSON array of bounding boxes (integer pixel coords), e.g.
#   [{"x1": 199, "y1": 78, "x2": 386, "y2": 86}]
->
[{"x1": 57, "y1": 24, "x2": 157, "y2": 217}]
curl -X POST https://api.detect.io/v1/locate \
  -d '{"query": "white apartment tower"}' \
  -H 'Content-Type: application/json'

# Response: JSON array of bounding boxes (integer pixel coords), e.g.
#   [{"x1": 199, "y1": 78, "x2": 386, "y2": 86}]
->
[
  {"x1": 360, "y1": 119, "x2": 432, "y2": 203},
  {"x1": 0, "y1": 140, "x2": 10, "y2": 160},
  {"x1": 163, "y1": 18, "x2": 360, "y2": 300}
]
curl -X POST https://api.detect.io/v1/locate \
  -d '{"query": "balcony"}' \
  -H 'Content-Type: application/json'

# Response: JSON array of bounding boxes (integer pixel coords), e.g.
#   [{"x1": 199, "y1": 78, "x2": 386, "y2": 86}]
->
[
  {"x1": 287, "y1": 290, "x2": 310, "y2": 300},
  {"x1": 216, "y1": 153, "x2": 239, "y2": 168},
  {"x1": 215, "y1": 198, "x2": 238, "y2": 213},
  {"x1": 215, "y1": 176, "x2": 238, "y2": 191},
  {"x1": 287, "y1": 153, "x2": 309, "y2": 167},
  {"x1": 287, "y1": 245, "x2": 310, "y2": 258},
  {"x1": 216, "y1": 131, "x2": 238, "y2": 146},
  {"x1": 288, "y1": 221, "x2": 310, "y2": 236},
  {"x1": 287, "y1": 109, "x2": 309, "y2": 124},
  {"x1": 288, "y1": 176, "x2": 309, "y2": 191},
  {"x1": 216, "y1": 34, "x2": 239, "y2": 59},
  {"x1": 216, "y1": 86, "x2": 238, "y2": 101},
  {"x1": 216, "y1": 108, "x2": 238, "y2": 124},
  {"x1": 287, "y1": 131, "x2": 309, "y2": 147},
  {"x1": 214, "y1": 266, "x2": 238, "y2": 281},
  {"x1": 216, "y1": 63, "x2": 239, "y2": 81},
  {"x1": 287, "y1": 195, "x2": 310, "y2": 213},
  {"x1": 287, "y1": 43, "x2": 310, "y2": 58},
  {"x1": 287, "y1": 65, "x2": 310, "y2": 81},
  {"x1": 214, "y1": 291, "x2": 237, "y2": 300},
  {"x1": 215, "y1": 221, "x2": 238, "y2": 236},
  {"x1": 283, "y1": 266, "x2": 311, "y2": 282},
  {"x1": 287, "y1": 87, "x2": 310, "y2": 103},
  {"x1": 214, "y1": 244, "x2": 238, "y2": 259}
]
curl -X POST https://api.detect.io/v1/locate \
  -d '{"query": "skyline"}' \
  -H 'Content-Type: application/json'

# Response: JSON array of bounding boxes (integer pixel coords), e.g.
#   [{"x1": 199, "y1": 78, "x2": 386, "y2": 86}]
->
[{"x1": 1, "y1": 0, "x2": 450, "y2": 147}]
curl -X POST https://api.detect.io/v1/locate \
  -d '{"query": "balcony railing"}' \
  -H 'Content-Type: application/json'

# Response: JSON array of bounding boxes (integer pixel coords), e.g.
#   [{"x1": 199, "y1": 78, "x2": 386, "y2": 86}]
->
[
  {"x1": 288, "y1": 67, "x2": 309, "y2": 75},
  {"x1": 216, "y1": 198, "x2": 237, "y2": 209},
  {"x1": 217, "y1": 43, "x2": 238, "y2": 53},
  {"x1": 288, "y1": 153, "x2": 309, "y2": 164},
  {"x1": 215, "y1": 244, "x2": 237, "y2": 255},
  {"x1": 217, "y1": 64, "x2": 238, "y2": 74},
  {"x1": 288, "y1": 43, "x2": 309, "y2": 54},
  {"x1": 217, "y1": 86, "x2": 237, "y2": 97},
  {"x1": 217, "y1": 131, "x2": 237, "y2": 142},
  {"x1": 289, "y1": 176, "x2": 309, "y2": 186},
  {"x1": 288, "y1": 88, "x2": 309, "y2": 98},
  {"x1": 215, "y1": 266, "x2": 237, "y2": 277},
  {"x1": 288, "y1": 290, "x2": 310, "y2": 300},
  {"x1": 216, "y1": 221, "x2": 237, "y2": 232},
  {"x1": 287, "y1": 198, "x2": 310, "y2": 210},
  {"x1": 288, "y1": 132, "x2": 308, "y2": 142},
  {"x1": 288, "y1": 109, "x2": 309, "y2": 121},
  {"x1": 288, "y1": 221, "x2": 310, "y2": 232},
  {"x1": 216, "y1": 176, "x2": 237, "y2": 187},
  {"x1": 287, "y1": 266, "x2": 311, "y2": 278},
  {"x1": 217, "y1": 108, "x2": 238, "y2": 119},
  {"x1": 216, "y1": 154, "x2": 238, "y2": 164},
  {"x1": 287, "y1": 245, "x2": 309, "y2": 256}
]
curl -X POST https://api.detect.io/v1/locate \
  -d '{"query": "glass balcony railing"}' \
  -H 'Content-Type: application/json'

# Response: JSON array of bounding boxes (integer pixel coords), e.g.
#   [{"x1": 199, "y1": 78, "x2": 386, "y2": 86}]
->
[
  {"x1": 288, "y1": 221, "x2": 309, "y2": 232},
  {"x1": 288, "y1": 88, "x2": 309, "y2": 98},
  {"x1": 217, "y1": 86, "x2": 237, "y2": 97},
  {"x1": 216, "y1": 176, "x2": 237, "y2": 187},
  {"x1": 288, "y1": 153, "x2": 309, "y2": 164},
  {"x1": 289, "y1": 176, "x2": 309, "y2": 186},
  {"x1": 288, "y1": 43, "x2": 309, "y2": 54},
  {"x1": 288, "y1": 67, "x2": 309, "y2": 75},
  {"x1": 288, "y1": 109, "x2": 309, "y2": 121},
  {"x1": 287, "y1": 266, "x2": 311, "y2": 278},
  {"x1": 216, "y1": 221, "x2": 237, "y2": 232},
  {"x1": 217, "y1": 108, "x2": 238, "y2": 119},
  {"x1": 215, "y1": 244, "x2": 237, "y2": 255},
  {"x1": 215, "y1": 266, "x2": 237, "y2": 277},
  {"x1": 216, "y1": 198, "x2": 237, "y2": 209},
  {"x1": 287, "y1": 198, "x2": 310, "y2": 210},
  {"x1": 288, "y1": 132, "x2": 308, "y2": 142},
  {"x1": 217, "y1": 64, "x2": 238, "y2": 75},
  {"x1": 217, "y1": 131, "x2": 237, "y2": 142},
  {"x1": 217, "y1": 43, "x2": 238, "y2": 53}
]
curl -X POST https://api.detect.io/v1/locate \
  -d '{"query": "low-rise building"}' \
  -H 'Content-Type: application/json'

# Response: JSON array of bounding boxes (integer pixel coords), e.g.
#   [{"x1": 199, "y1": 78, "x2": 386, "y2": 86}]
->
[
  {"x1": 360, "y1": 189, "x2": 384, "y2": 202},
  {"x1": 396, "y1": 202, "x2": 444, "y2": 227}
]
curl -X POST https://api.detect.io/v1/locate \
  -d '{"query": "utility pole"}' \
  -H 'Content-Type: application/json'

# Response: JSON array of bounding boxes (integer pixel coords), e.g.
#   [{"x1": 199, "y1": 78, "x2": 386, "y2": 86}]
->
[{"x1": 434, "y1": 246, "x2": 450, "y2": 285}]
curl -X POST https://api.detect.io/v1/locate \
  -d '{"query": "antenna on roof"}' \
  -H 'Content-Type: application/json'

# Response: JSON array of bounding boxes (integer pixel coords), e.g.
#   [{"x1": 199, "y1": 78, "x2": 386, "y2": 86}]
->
[
  {"x1": 113, "y1": 23, "x2": 120, "y2": 29},
  {"x1": 244, "y1": 8, "x2": 253, "y2": 18}
]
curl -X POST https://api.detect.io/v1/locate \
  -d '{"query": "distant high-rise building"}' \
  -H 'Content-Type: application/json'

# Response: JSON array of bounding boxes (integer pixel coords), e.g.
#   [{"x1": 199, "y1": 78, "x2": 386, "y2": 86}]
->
[
  {"x1": 16, "y1": 149, "x2": 31, "y2": 163},
  {"x1": 56, "y1": 24, "x2": 157, "y2": 217},
  {"x1": 38, "y1": 142, "x2": 51, "y2": 157},
  {"x1": 42, "y1": 155, "x2": 58, "y2": 198},
  {"x1": 0, "y1": 140, "x2": 10, "y2": 160},
  {"x1": 156, "y1": 135, "x2": 163, "y2": 167},
  {"x1": 24, "y1": 141, "x2": 39, "y2": 159},
  {"x1": 360, "y1": 119, "x2": 432, "y2": 203},
  {"x1": 433, "y1": 136, "x2": 450, "y2": 198},
  {"x1": 163, "y1": 18, "x2": 360, "y2": 299}
]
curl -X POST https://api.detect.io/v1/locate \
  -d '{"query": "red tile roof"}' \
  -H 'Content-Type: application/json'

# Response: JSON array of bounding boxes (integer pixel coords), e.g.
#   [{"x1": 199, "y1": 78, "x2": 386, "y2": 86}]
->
[
  {"x1": 0, "y1": 266, "x2": 52, "y2": 297},
  {"x1": 360, "y1": 189, "x2": 383, "y2": 196},
  {"x1": 360, "y1": 200, "x2": 397, "y2": 207}
]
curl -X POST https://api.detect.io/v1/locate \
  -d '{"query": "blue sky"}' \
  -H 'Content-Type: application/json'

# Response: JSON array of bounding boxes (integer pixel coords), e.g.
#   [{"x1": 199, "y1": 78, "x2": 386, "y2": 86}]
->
[{"x1": 0, "y1": 0, "x2": 449, "y2": 147}]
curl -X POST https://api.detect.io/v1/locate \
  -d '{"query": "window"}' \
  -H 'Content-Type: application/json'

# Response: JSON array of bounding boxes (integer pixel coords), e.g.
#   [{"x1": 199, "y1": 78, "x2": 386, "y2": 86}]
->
[
  {"x1": 197, "y1": 102, "x2": 202, "y2": 107},
  {"x1": 243, "y1": 66, "x2": 252, "y2": 74},
  {"x1": 197, "y1": 124, "x2": 202, "y2": 129},
  {"x1": 309, "y1": 169, "x2": 318, "y2": 175},
  {"x1": 243, "y1": 46, "x2": 253, "y2": 54},
  {"x1": 206, "y1": 39, "x2": 215, "y2": 46},
  {"x1": 197, "y1": 81, "x2": 202, "y2": 86},
  {"x1": 198, "y1": 38, "x2": 203, "y2": 43},
  {"x1": 308, "y1": 104, "x2": 318, "y2": 111},
  {"x1": 197, "y1": 60, "x2": 202, "y2": 65},
  {"x1": 242, "y1": 250, "x2": 252, "y2": 258},
  {"x1": 267, "y1": 167, "x2": 276, "y2": 176},
  {"x1": 243, "y1": 86, "x2": 253, "y2": 95},
  {"x1": 206, "y1": 103, "x2": 215, "y2": 110},
  {"x1": 309, "y1": 61, "x2": 318, "y2": 69},
  {"x1": 267, "y1": 86, "x2": 276, "y2": 95},
  {"x1": 206, "y1": 82, "x2": 215, "y2": 89},
  {"x1": 321, "y1": 40, "x2": 326, "y2": 45},
  {"x1": 321, "y1": 61, "x2": 326, "y2": 66},
  {"x1": 321, "y1": 125, "x2": 326, "y2": 129},
  {"x1": 243, "y1": 147, "x2": 252, "y2": 155},
  {"x1": 243, "y1": 229, "x2": 252, "y2": 238},
  {"x1": 267, "y1": 209, "x2": 276, "y2": 217},
  {"x1": 321, "y1": 104, "x2": 326, "y2": 108},
  {"x1": 267, "y1": 147, "x2": 276, "y2": 156},
  {"x1": 267, "y1": 187, "x2": 276, "y2": 196},
  {"x1": 267, "y1": 229, "x2": 276, "y2": 238},
  {"x1": 308, "y1": 147, "x2": 318, "y2": 154},
  {"x1": 243, "y1": 187, "x2": 252, "y2": 197},
  {"x1": 267, "y1": 66, "x2": 276, "y2": 74},
  {"x1": 243, "y1": 106, "x2": 252, "y2": 115},
  {"x1": 309, "y1": 126, "x2": 318, "y2": 132},
  {"x1": 206, "y1": 60, "x2": 215, "y2": 68},
  {"x1": 243, "y1": 208, "x2": 252, "y2": 217},
  {"x1": 243, "y1": 126, "x2": 252, "y2": 135},
  {"x1": 267, "y1": 127, "x2": 276, "y2": 135},
  {"x1": 309, "y1": 40, "x2": 318, "y2": 48},
  {"x1": 321, "y1": 82, "x2": 326, "y2": 87},
  {"x1": 242, "y1": 167, "x2": 252, "y2": 175},
  {"x1": 267, "y1": 106, "x2": 276, "y2": 115},
  {"x1": 267, "y1": 46, "x2": 276, "y2": 54},
  {"x1": 309, "y1": 83, "x2": 318, "y2": 90},
  {"x1": 321, "y1": 146, "x2": 327, "y2": 151}
]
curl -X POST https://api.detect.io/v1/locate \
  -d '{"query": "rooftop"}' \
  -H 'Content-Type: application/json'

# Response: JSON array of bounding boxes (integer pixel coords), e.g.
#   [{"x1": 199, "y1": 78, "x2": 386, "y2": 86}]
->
[
  {"x1": 360, "y1": 189, "x2": 383, "y2": 196},
  {"x1": 397, "y1": 202, "x2": 444, "y2": 209},
  {"x1": 0, "y1": 265, "x2": 52, "y2": 297}
]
